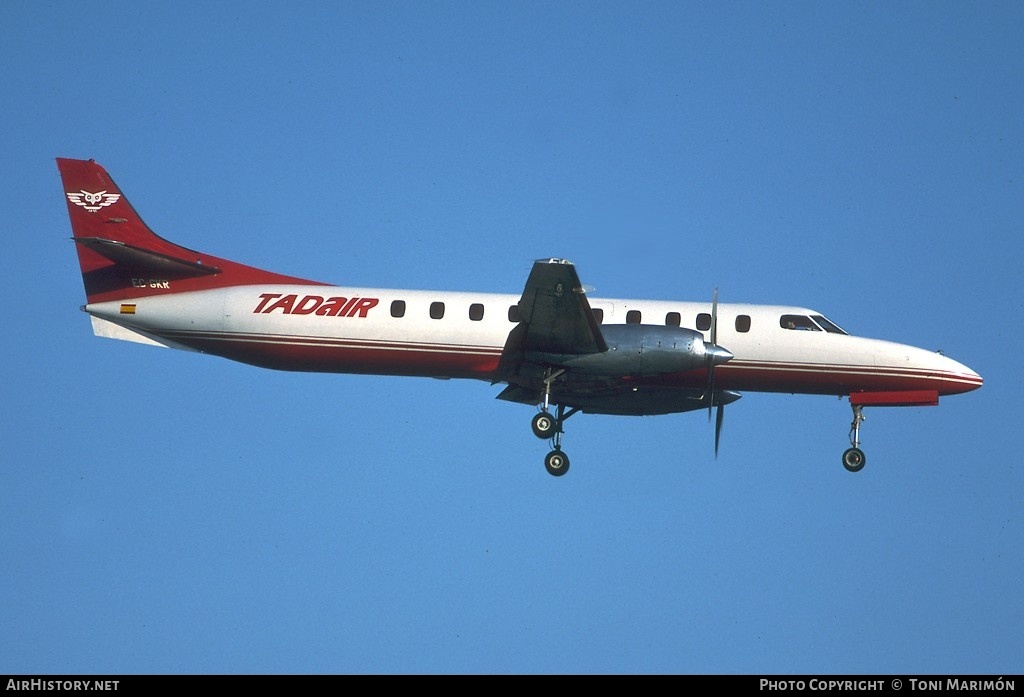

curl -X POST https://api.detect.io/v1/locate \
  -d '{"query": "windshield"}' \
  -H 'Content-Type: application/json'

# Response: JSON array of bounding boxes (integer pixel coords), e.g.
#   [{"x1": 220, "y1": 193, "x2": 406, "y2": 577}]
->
[
  {"x1": 780, "y1": 314, "x2": 849, "y2": 335},
  {"x1": 811, "y1": 315, "x2": 848, "y2": 335},
  {"x1": 780, "y1": 314, "x2": 820, "y2": 331}
]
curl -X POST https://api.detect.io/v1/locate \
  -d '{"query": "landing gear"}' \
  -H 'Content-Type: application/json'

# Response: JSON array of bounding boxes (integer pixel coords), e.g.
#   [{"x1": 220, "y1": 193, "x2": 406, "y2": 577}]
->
[
  {"x1": 531, "y1": 412, "x2": 556, "y2": 439},
  {"x1": 533, "y1": 369, "x2": 579, "y2": 476},
  {"x1": 532, "y1": 403, "x2": 579, "y2": 476},
  {"x1": 544, "y1": 449, "x2": 570, "y2": 476},
  {"x1": 844, "y1": 404, "x2": 867, "y2": 472},
  {"x1": 842, "y1": 447, "x2": 866, "y2": 472}
]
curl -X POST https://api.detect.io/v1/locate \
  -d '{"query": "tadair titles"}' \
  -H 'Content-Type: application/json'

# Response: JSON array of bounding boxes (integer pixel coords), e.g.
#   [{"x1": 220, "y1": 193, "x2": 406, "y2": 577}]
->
[{"x1": 253, "y1": 293, "x2": 379, "y2": 318}]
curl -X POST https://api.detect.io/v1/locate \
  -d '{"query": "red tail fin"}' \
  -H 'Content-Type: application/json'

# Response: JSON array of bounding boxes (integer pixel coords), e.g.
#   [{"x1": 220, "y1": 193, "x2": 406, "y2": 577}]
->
[{"x1": 57, "y1": 158, "x2": 322, "y2": 304}]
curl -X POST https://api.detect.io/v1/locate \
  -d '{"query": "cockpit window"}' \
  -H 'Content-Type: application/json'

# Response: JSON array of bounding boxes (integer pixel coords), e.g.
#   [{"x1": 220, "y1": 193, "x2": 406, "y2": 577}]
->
[
  {"x1": 780, "y1": 314, "x2": 821, "y2": 331},
  {"x1": 780, "y1": 314, "x2": 850, "y2": 334},
  {"x1": 811, "y1": 315, "x2": 848, "y2": 335}
]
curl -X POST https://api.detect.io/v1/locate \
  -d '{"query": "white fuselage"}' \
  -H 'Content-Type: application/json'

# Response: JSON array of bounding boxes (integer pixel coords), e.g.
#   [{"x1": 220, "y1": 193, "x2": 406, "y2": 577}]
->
[{"x1": 85, "y1": 283, "x2": 982, "y2": 399}]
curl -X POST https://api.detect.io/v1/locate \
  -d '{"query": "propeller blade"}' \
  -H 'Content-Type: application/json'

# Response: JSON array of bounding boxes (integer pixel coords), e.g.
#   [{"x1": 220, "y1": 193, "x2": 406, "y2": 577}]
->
[
  {"x1": 707, "y1": 287, "x2": 719, "y2": 420},
  {"x1": 714, "y1": 402, "x2": 724, "y2": 457},
  {"x1": 710, "y1": 287, "x2": 718, "y2": 347}
]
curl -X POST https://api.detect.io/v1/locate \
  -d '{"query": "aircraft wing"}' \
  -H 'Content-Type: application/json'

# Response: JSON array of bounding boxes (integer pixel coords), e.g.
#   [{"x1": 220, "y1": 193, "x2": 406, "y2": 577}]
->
[
  {"x1": 493, "y1": 258, "x2": 607, "y2": 395},
  {"x1": 514, "y1": 258, "x2": 607, "y2": 355}
]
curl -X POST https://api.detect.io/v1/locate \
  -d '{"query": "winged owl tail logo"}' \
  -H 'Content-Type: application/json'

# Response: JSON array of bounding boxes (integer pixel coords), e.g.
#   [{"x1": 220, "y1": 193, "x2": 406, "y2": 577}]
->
[{"x1": 67, "y1": 190, "x2": 122, "y2": 212}]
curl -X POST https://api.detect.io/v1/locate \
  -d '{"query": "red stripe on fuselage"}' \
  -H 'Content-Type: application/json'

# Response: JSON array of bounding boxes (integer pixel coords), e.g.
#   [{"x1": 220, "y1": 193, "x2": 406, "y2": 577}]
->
[
  {"x1": 152, "y1": 329, "x2": 981, "y2": 396},
  {"x1": 714, "y1": 360, "x2": 981, "y2": 396},
  {"x1": 160, "y1": 330, "x2": 503, "y2": 377}
]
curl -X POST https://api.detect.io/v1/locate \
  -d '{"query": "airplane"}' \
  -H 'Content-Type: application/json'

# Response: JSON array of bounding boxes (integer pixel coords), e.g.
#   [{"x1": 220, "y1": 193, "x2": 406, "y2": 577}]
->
[{"x1": 57, "y1": 157, "x2": 983, "y2": 477}]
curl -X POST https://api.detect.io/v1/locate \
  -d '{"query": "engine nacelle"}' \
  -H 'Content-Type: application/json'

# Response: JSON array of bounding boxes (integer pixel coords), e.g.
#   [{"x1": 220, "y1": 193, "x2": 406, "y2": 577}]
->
[{"x1": 526, "y1": 324, "x2": 727, "y2": 377}]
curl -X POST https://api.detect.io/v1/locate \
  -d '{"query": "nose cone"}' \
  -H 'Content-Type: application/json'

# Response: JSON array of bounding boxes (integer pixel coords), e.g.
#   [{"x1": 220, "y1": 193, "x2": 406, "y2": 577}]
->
[
  {"x1": 857, "y1": 337, "x2": 983, "y2": 397},
  {"x1": 912, "y1": 344, "x2": 983, "y2": 395},
  {"x1": 943, "y1": 355, "x2": 983, "y2": 394},
  {"x1": 705, "y1": 343, "x2": 734, "y2": 366}
]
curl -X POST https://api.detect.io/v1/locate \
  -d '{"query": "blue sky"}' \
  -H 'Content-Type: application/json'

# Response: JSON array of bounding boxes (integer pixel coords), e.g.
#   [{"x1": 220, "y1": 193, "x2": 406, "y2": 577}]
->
[{"x1": 2, "y1": 1, "x2": 1021, "y2": 674}]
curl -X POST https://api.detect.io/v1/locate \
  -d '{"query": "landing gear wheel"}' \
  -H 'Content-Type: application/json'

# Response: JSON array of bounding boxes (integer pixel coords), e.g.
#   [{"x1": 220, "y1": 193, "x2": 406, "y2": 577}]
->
[
  {"x1": 544, "y1": 449, "x2": 570, "y2": 477},
  {"x1": 532, "y1": 412, "x2": 557, "y2": 439},
  {"x1": 842, "y1": 447, "x2": 866, "y2": 473}
]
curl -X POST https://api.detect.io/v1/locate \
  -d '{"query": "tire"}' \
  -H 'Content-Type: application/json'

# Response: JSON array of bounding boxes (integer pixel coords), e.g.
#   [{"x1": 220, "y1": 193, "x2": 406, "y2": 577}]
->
[
  {"x1": 544, "y1": 449, "x2": 570, "y2": 477},
  {"x1": 842, "y1": 447, "x2": 866, "y2": 473},
  {"x1": 532, "y1": 412, "x2": 556, "y2": 439}
]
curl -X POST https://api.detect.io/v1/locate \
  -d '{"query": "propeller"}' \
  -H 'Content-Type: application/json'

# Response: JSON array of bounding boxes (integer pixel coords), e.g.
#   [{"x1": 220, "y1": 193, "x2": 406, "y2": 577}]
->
[
  {"x1": 706, "y1": 288, "x2": 718, "y2": 419},
  {"x1": 703, "y1": 288, "x2": 732, "y2": 457}
]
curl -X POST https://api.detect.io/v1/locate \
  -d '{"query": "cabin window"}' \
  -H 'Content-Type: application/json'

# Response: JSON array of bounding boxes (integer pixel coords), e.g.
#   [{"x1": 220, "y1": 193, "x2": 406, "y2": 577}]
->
[
  {"x1": 626, "y1": 310, "x2": 641, "y2": 324},
  {"x1": 780, "y1": 314, "x2": 820, "y2": 331},
  {"x1": 508, "y1": 305, "x2": 522, "y2": 322},
  {"x1": 665, "y1": 312, "x2": 681, "y2": 327},
  {"x1": 430, "y1": 301, "x2": 445, "y2": 320},
  {"x1": 390, "y1": 300, "x2": 406, "y2": 318},
  {"x1": 696, "y1": 313, "x2": 712, "y2": 331},
  {"x1": 592, "y1": 308, "x2": 604, "y2": 324},
  {"x1": 469, "y1": 303, "x2": 484, "y2": 321},
  {"x1": 735, "y1": 315, "x2": 751, "y2": 333}
]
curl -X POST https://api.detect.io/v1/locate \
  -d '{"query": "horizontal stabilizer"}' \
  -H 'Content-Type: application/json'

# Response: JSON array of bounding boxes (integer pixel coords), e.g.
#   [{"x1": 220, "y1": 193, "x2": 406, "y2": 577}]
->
[
  {"x1": 75, "y1": 237, "x2": 221, "y2": 277},
  {"x1": 89, "y1": 315, "x2": 197, "y2": 351}
]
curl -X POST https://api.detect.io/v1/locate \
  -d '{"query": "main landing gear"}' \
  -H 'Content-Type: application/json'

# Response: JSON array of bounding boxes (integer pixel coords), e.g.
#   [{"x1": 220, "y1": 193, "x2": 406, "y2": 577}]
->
[
  {"x1": 531, "y1": 369, "x2": 580, "y2": 477},
  {"x1": 531, "y1": 405, "x2": 579, "y2": 476},
  {"x1": 842, "y1": 404, "x2": 867, "y2": 473}
]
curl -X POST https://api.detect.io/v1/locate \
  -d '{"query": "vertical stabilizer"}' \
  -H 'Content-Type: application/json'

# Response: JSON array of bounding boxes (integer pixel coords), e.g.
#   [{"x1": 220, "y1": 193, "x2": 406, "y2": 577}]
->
[{"x1": 57, "y1": 158, "x2": 323, "y2": 304}]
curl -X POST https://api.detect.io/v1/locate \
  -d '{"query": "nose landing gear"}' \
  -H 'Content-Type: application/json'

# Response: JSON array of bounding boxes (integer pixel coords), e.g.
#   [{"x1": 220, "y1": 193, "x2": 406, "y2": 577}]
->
[
  {"x1": 841, "y1": 390, "x2": 940, "y2": 472},
  {"x1": 842, "y1": 404, "x2": 866, "y2": 472}
]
